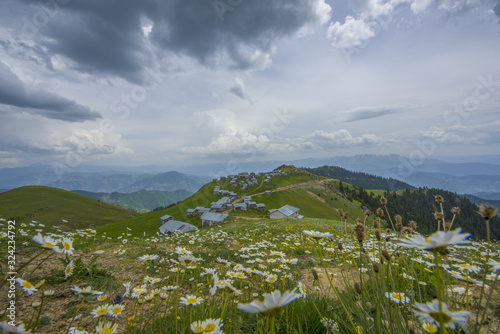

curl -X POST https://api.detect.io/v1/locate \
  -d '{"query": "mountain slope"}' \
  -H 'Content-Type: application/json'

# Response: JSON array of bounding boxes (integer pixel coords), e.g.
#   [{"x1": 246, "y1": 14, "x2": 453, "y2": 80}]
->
[
  {"x1": 304, "y1": 165, "x2": 414, "y2": 191},
  {"x1": 121, "y1": 171, "x2": 206, "y2": 193},
  {"x1": 72, "y1": 189, "x2": 192, "y2": 212},
  {"x1": 339, "y1": 184, "x2": 500, "y2": 240},
  {"x1": 97, "y1": 166, "x2": 376, "y2": 237},
  {"x1": 0, "y1": 186, "x2": 139, "y2": 230}
]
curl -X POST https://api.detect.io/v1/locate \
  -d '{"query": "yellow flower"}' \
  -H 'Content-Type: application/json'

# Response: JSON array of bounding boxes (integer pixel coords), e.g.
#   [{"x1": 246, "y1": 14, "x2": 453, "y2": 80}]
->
[{"x1": 422, "y1": 322, "x2": 438, "y2": 333}]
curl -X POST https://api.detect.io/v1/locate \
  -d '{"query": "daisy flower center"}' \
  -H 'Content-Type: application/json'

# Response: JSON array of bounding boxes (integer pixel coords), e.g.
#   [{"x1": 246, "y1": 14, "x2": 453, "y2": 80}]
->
[
  {"x1": 192, "y1": 326, "x2": 204, "y2": 333},
  {"x1": 205, "y1": 323, "x2": 216, "y2": 332},
  {"x1": 430, "y1": 312, "x2": 452, "y2": 324},
  {"x1": 97, "y1": 308, "x2": 108, "y2": 316}
]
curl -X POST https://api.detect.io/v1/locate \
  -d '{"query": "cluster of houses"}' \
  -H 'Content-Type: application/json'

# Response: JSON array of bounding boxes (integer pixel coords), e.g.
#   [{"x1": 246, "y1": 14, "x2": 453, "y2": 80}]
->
[
  {"x1": 212, "y1": 169, "x2": 296, "y2": 191},
  {"x1": 158, "y1": 168, "x2": 304, "y2": 235}
]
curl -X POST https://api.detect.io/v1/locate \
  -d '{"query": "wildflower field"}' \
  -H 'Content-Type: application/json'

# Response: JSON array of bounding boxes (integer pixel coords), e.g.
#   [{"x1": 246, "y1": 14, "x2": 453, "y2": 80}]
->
[{"x1": 0, "y1": 204, "x2": 499, "y2": 333}]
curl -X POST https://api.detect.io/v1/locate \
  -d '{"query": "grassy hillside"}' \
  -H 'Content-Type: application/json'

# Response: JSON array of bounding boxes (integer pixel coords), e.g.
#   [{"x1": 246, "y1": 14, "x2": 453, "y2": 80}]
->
[
  {"x1": 0, "y1": 186, "x2": 139, "y2": 230},
  {"x1": 97, "y1": 166, "x2": 380, "y2": 237}
]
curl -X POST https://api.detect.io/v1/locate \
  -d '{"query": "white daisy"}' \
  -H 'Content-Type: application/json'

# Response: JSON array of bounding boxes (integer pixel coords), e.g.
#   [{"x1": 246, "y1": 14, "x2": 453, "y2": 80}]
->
[
  {"x1": 413, "y1": 299, "x2": 470, "y2": 329},
  {"x1": 398, "y1": 228, "x2": 471, "y2": 251},
  {"x1": 237, "y1": 289, "x2": 302, "y2": 317}
]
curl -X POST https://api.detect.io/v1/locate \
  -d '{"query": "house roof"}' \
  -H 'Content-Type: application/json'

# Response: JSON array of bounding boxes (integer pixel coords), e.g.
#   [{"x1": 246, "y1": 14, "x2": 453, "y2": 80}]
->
[
  {"x1": 278, "y1": 205, "x2": 300, "y2": 217},
  {"x1": 159, "y1": 220, "x2": 198, "y2": 234},
  {"x1": 160, "y1": 214, "x2": 173, "y2": 220},
  {"x1": 200, "y1": 212, "x2": 228, "y2": 222},
  {"x1": 233, "y1": 203, "x2": 246, "y2": 208}
]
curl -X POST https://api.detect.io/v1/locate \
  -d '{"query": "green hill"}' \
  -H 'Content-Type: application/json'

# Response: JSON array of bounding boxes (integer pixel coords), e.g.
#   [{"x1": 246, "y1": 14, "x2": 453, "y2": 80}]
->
[
  {"x1": 304, "y1": 165, "x2": 414, "y2": 191},
  {"x1": 0, "y1": 186, "x2": 139, "y2": 230},
  {"x1": 96, "y1": 166, "x2": 380, "y2": 237}
]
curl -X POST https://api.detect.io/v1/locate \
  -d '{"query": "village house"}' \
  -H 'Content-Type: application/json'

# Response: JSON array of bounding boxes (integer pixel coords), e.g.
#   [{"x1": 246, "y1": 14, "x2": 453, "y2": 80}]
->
[
  {"x1": 233, "y1": 203, "x2": 247, "y2": 212},
  {"x1": 160, "y1": 214, "x2": 174, "y2": 224},
  {"x1": 267, "y1": 205, "x2": 301, "y2": 219},
  {"x1": 201, "y1": 212, "x2": 228, "y2": 227},
  {"x1": 159, "y1": 220, "x2": 197, "y2": 235},
  {"x1": 256, "y1": 203, "x2": 266, "y2": 212}
]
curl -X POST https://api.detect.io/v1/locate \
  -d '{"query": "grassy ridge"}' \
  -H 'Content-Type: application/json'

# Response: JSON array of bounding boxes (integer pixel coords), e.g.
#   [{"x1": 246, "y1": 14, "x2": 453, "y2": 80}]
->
[
  {"x1": 97, "y1": 168, "x2": 380, "y2": 237},
  {"x1": 0, "y1": 186, "x2": 139, "y2": 230}
]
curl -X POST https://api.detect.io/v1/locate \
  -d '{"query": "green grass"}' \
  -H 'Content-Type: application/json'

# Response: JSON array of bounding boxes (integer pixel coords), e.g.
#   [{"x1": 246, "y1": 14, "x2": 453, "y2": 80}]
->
[{"x1": 0, "y1": 186, "x2": 139, "y2": 230}]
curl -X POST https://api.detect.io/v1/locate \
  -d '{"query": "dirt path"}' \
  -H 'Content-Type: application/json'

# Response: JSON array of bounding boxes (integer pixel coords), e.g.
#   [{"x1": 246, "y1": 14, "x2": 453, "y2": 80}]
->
[
  {"x1": 222, "y1": 179, "x2": 334, "y2": 216},
  {"x1": 250, "y1": 179, "x2": 333, "y2": 197}
]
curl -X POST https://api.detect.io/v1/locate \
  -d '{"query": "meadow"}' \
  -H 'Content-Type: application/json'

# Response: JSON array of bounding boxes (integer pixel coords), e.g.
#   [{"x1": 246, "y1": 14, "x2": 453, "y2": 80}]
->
[{"x1": 0, "y1": 200, "x2": 499, "y2": 333}]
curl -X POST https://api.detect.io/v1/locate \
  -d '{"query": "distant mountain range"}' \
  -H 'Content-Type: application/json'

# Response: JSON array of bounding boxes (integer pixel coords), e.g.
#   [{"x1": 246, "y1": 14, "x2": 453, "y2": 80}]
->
[
  {"x1": 2, "y1": 154, "x2": 500, "y2": 199},
  {"x1": 0, "y1": 166, "x2": 208, "y2": 194},
  {"x1": 72, "y1": 189, "x2": 192, "y2": 213}
]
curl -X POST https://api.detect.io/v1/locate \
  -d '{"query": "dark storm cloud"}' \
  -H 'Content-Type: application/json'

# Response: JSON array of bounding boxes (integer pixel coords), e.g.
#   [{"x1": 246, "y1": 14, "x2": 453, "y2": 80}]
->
[
  {"x1": 8, "y1": 0, "x2": 330, "y2": 81},
  {"x1": 0, "y1": 62, "x2": 101, "y2": 122},
  {"x1": 494, "y1": 0, "x2": 500, "y2": 20}
]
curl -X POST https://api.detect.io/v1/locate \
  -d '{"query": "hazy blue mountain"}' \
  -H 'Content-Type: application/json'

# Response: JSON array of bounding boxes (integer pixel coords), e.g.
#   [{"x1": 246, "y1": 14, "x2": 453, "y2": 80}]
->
[
  {"x1": 473, "y1": 192, "x2": 500, "y2": 200},
  {"x1": 0, "y1": 164, "x2": 209, "y2": 193},
  {"x1": 464, "y1": 194, "x2": 500, "y2": 209},
  {"x1": 72, "y1": 189, "x2": 192, "y2": 212}
]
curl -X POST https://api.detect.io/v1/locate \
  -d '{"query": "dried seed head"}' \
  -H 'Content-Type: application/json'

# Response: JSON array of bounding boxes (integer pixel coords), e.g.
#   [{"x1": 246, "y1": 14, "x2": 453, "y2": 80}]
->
[
  {"x1": 373, "y1": 220, "x2": 379, "y2": 229},
  {"x1": 364, "y1": 210, "x2": 371, "y2": 216},
  {"x1": 338, "y1": 208, "x2": 344, "y2": 217},
  {"x1": 312, "y1": 268, "x2": 319, "y2": 280},
  {"x1": 478, "y1": 204, "x2": 498, "y2": 220},
  {"x1": 374, "y1": 229, "x2": 381, "y2": 241},
  {"x1": 380, "y1": 197, "x2": 387, "y2": 205},
  {"x1": 395, "y1": 221, "x2": 403, "y2": 232},
  {"x1": 354, "y1": 282, "x2": 362, "y2": 294},
  {"x1": 439, "y1": 248, "x2": 451, "y2": 256},
  {"x1": 395, "y1": 215, "x2": 402, "y2": 225},
  {"x1": 372, "y1": 263, "x2": 379, "y2": 273},
  {"x1": 435, "y1": 195, "x2": 444, "y2": 203},
  {"x1": 444, "y1": 222, "x2": 451, "y2": 230},
  {"x1": 434, "y1": 212, "x2": 444, "y2": 220},
  {"x1": 382, "y1": 249, "x2": 391, "y2": 261},
  {"x1": 402, "y1": 227, "x2": 411, "y2": 234},
  {"x1": 385, "y1": 236, "x2": 391, "y2": 242},
  {"x1": 343, "y1": 212, "x2": 349, "y2": 219},
  {"x1": 338, "y1": 242, "x2": 343, "y2": 251},
  {"x1": 354, "y1": 223, "x2": 365, "y2": 243},
  {"x1": 451, "y1": 207, "x2": 461, "y2": 215},
  {"x1": 356, "y1": 218, "x2": 362, "y2": 224},
  {"x1": 376, "y1": 208, "x2": 384, "y2": 217},
  {"x1": 366, "y1": 302, "x2": 376, "y2": 314},
  {"x1": 409, "y1": 220, "x2": 417, "y2": 231}
]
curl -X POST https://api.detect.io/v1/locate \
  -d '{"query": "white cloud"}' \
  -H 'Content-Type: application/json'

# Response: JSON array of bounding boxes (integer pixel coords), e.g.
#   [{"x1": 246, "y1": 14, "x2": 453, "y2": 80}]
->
[
  {"x1": 327, "y1": 16, "x2": 376, "y2": 49},
  {"x1": 184, "y1": 129, "x2": 382, "y2": 157}
]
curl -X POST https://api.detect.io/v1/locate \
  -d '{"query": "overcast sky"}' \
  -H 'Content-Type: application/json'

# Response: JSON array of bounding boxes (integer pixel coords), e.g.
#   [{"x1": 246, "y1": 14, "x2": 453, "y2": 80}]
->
[{"x1": 1, "y1": 0, "x2": 499, "y2": 171}]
